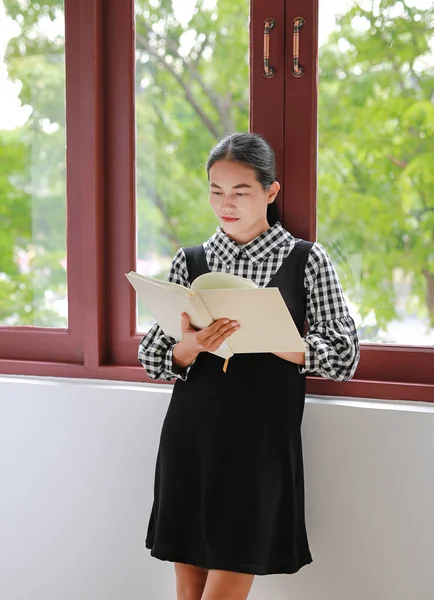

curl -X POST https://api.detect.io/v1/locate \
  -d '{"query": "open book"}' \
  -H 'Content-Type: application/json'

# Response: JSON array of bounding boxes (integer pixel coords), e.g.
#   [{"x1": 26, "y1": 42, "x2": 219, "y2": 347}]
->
[{"x1": 126, "y1": 270, "x2": 305, "y2": 361}]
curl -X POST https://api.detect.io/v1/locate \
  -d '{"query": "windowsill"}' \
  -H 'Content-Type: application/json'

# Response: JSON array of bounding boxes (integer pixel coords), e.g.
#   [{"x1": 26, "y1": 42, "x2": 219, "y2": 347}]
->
[{"x1": 1, "y1": 374, "x2": 434, "y2": 414}]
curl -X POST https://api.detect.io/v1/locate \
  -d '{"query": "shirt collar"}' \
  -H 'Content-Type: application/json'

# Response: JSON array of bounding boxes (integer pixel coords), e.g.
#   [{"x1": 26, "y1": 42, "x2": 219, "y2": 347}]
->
[{"x1": 206, "y1": 221, "x2": 293, "y2": 266}]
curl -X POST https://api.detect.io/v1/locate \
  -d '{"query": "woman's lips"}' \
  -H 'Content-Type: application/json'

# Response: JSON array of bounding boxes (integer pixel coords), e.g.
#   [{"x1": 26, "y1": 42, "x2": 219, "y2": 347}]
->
[{"x1": 222, "y1": 216, "x2": 239, "y2": 223}]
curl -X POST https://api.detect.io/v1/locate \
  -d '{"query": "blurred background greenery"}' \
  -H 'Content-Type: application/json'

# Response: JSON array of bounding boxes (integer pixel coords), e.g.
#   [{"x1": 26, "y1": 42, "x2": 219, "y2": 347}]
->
[{"x1": 0, "y1": 0, "x2": 433, "y2": 344}]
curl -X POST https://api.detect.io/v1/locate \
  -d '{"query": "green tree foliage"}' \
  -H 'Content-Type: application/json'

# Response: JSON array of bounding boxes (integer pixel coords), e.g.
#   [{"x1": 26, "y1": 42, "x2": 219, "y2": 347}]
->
[
  {"x1": 1, "y1": 0, "x2": 66, "y2": 325},
  {"x1": 318, "y1": 0, "x2": 434, "y2": 332},
  {"x1": 1, "y1": 0, "x2": 433, "y2": 337},
  {"x1": 134, "y1": 0, "x2": 249, "y2": 258}
]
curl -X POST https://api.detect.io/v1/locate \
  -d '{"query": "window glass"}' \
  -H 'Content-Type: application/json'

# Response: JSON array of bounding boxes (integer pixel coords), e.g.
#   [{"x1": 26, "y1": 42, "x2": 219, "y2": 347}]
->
[
  {"x1": 318, "y1": 0, "x2": 434, "y2": 344},
  {"x1": 135, "y1": 0, "x2": 250, "y2": 331},
  {"x1": 0, "y1": 0, "x2": 67, "y2": 327}
]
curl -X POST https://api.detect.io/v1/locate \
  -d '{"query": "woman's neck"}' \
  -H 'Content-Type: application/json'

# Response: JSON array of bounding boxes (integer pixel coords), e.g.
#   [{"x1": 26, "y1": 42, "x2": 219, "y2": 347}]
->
[{"x1": 223, "y1": 220, "x2": 272, "y2": 245}]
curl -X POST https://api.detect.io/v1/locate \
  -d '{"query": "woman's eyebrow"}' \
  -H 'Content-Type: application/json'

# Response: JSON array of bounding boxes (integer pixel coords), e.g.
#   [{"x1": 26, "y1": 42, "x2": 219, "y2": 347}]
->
[{"x1": 210, "y1": 182, "x2": 252, "y2": 189}]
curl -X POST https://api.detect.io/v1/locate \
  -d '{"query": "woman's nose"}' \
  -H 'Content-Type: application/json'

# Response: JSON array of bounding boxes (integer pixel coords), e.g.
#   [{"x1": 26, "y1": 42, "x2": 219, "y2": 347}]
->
[{"x1": 222, "y1": 194, "x2": 236, "y2": 209}]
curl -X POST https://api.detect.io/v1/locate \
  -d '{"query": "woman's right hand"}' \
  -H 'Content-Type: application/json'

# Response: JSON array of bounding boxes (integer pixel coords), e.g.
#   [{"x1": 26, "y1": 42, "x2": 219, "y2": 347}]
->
[{"x1": 172, "y1": 312, "x2": 240, "y2": 369}]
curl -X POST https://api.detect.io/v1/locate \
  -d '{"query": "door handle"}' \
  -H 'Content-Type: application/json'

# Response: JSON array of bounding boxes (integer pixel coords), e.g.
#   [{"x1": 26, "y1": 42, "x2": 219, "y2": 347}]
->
[
  {"x1": 293, "y1": 17, "x2": 305, "y2": 77},
  {"x1": 263, "y1": 18, "x2": 276, "y2": 78}
]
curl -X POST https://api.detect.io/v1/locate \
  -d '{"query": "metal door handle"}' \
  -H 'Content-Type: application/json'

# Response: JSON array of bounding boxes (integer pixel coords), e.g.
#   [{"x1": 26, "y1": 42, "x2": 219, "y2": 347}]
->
[
  {"x1": 263, "y1": 18, "x2": 276, "y2": 78},
  {"x1": 293, "y1": 17, "x2": 305, "y2": 77}
]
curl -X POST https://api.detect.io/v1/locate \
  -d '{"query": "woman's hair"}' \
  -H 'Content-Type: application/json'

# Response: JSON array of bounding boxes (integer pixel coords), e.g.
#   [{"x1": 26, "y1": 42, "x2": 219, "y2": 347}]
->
[{"x1": 206, "y1": 132, "x2": 281, "y2": 227}]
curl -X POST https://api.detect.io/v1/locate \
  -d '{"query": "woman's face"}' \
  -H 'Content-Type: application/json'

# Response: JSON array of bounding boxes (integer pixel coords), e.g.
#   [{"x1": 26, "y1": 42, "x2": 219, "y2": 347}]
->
[{"x1": 208, "y1": 160, "x2": 280, "y2": 244}]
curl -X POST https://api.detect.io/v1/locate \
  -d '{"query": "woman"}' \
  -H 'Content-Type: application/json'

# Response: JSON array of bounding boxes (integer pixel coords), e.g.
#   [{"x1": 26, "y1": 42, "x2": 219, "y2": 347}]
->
[{"x1": 138, "y1": 132, "x2": 360, "y2": 600}]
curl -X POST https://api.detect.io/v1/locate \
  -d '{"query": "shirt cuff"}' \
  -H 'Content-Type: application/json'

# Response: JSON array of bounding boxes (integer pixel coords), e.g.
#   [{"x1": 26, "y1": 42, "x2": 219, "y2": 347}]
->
[
  {"x1": 298, "y1": 338, "x2": 320, "y2": 374},
  {"x1": 163, "y1": 344, "x2": 196, "y2": 381}
]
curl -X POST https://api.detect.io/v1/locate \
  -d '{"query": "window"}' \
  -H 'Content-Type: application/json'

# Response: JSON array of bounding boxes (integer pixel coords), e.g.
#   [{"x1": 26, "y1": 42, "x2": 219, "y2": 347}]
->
[
  {"x1": 106, "y1": 0, "x2": 286, "y2": 368},
  {"x1": 134, "y1": 0, "x2": 250, "y2": 331},
  {"x1": 1, "y1": 0, "x2": 432, "y2": 401},
  {"x1": 0, "y1": 1, "x2": 67, "y2": 329},
  {"x1": 318, "y1": 0, "x2": 434, "y2": 348},
  {"x1": 312, "y1": 0, "x2": 434, "y2": 399},
  {"x1": 0, "y1": 0, "x2": 83, "y2": 364}
]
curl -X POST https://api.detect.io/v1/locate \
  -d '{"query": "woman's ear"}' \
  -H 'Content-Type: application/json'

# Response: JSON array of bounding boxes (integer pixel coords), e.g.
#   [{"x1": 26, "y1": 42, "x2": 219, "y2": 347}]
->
[{"x1": 267, "y1": 181, "x2": 281, "y2": 204}]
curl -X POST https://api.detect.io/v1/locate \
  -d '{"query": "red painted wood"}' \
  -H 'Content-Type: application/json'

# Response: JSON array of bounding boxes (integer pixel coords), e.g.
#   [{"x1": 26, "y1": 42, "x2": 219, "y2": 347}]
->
[
  {"x1": 103, "y1": 0, "x2": 137, "y2": 365},
  {"x1": 283, "y1": 0, "x2": 318, "y2": 241},
  {"x1": 284, "y1": 0, "x2": 434, "y2": 394},
  {"x1": 0, "y1": 360, "x2": 88, "y2": 378},
  {"x1": 355, "y1": 345, "x2": 433, "y2": 385},
  {"x1": 0, "y1": 359, "x2": 166, "y2": 384},
  {"x1": 0, "y1": 329, "x2": 77, "y2": 363},
  {"x1": 2, "y1": 0, "x2": 432, "y2": 404},
  {"x1": 1, "y1": 359, "x2": 432, "y2": 401},
  {"x1": 0, "y1": 0, "x2": 104, "y2": 364},
  {"x1": 74, "y1": 0, "x2": 106, "y2": 370},
  {"x1": 307, "y1": 378, "x2": 434, "y2": 403},
  {"x1": 106, "y1": 0, "x2": 289, "y2": 366},
  {"x1": 64, "y1": 0, "x2": 84, "y2": 361},
  {"x1": 250, "y1": 0, "x2": 286, "y2": 221}
]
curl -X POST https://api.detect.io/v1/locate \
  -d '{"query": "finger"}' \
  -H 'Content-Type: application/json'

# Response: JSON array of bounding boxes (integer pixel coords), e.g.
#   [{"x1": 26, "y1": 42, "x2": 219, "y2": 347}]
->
[
  {"x1": 201, "y1": 320, "x2": 238, "y2": 343},
  {"x1": 208, "y1": 332, "x2": 239, "y2": 351},
  {"x1": 202, "y1": 318, "x2": 230, "y2": 338},
  {"x1": 207, "y1": 323, "x2": 240, "y2": 349},
  {"x1": 181, "y1": 312, "x2": 197, "y2": 333},
  {"x1": 208, "y1": 319, "x2": 239, "y2": 337},
  {"x1": 217, "y1": 323, "x2": 240, "y2": 342}
]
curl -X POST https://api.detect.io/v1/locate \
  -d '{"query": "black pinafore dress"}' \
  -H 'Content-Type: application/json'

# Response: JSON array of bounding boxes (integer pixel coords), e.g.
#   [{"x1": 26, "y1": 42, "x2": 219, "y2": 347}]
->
[{"x1": 145, "y1": 240, "x2": 314, "y2": 576}]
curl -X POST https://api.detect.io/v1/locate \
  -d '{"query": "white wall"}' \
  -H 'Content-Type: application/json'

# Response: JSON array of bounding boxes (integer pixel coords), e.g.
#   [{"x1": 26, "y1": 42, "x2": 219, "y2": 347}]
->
[{"x1": 1, "y1": 376, "x2": 433, "y2": 600}]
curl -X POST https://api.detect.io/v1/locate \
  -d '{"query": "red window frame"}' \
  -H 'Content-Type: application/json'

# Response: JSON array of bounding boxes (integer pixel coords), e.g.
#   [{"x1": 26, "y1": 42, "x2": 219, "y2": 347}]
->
[
  {"x1": 104, "y1": 0, "x2": 288, "y2": 378},
  {"x1": 283, "y1": 1, "x2": 434, "y2": 402},
  {"x1": 1, "y1": 0, "x2": 433, "y2": 402},
  {"x1": 0, "y1": 0, "x2": 105, "y2": 377}
]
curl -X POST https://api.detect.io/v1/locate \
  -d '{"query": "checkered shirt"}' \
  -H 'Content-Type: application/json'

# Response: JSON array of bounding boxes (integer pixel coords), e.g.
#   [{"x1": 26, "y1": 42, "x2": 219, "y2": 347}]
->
[{"x1": 138, "y1": 222, "x2": 360, "y2": 382}]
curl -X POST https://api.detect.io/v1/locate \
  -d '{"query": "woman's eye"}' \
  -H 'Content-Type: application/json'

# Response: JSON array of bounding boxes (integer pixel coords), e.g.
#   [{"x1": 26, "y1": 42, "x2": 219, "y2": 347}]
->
[{"x1": 210, "y1": 191, "x2": 247, "y2": 197}]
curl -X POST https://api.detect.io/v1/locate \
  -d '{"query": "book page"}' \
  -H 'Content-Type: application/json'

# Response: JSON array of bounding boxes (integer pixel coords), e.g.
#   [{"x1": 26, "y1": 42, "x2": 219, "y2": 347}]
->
[
  {"x1": 126, "y1": 273, "x2": 192, "y2": 340},
  {"x1": 186, "y1": 294, "x2": 233, "y2": 360},
  {"x1": 126, "y1": 271, "x2": 190, "y2": 296},
  {"x1": 125, "y1": 272, "x2": 233, "y2": 360},
  {"x1": 197, "y1": 288, "x2": 305, "y2": 354},
  {"x1": 192, "y1": 271, "x2": 257, "y2": 292}
]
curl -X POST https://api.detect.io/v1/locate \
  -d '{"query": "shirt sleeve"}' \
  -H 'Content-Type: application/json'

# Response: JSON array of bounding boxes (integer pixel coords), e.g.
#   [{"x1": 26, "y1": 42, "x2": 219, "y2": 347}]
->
[
  {"x1": 300, "y1": 242, "x2": 360, "y2": 382},
  {"x1": 137, "y1": 248, "x2": 196, "y2": 381}
]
